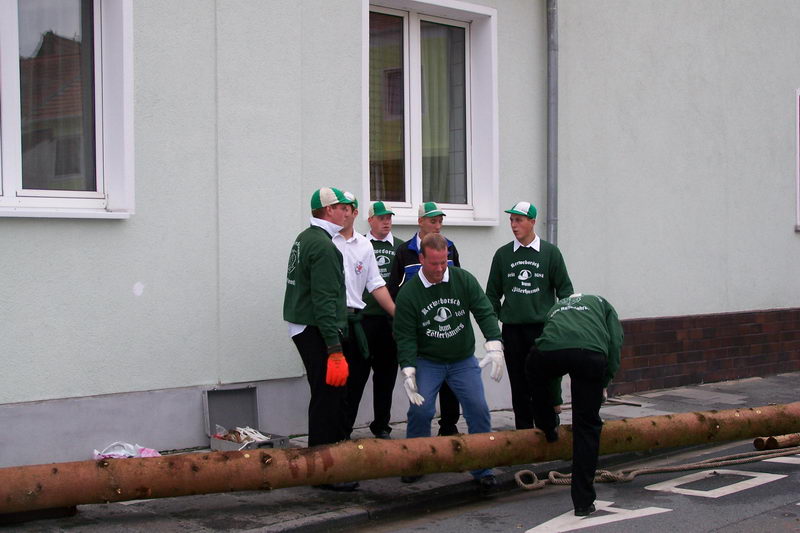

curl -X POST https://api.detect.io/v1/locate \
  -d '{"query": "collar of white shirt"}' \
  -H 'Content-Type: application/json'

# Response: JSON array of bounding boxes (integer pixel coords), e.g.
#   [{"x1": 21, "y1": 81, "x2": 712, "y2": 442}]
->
[
  {"x1": 368, "y1": 231, "x2": 394, "y2": 243},
  {"x1": 513, "y1": 234, "x2": 541, "y2": 252},
  {"x1": 332, "y1": 231, "x2": 357, "y2": 244},
  {"x1": 419, "y1": 267, "x2": 449, "y2": 288},
  {"x1": 310, "y1": 216, "x2": 343, "y2": 238}
]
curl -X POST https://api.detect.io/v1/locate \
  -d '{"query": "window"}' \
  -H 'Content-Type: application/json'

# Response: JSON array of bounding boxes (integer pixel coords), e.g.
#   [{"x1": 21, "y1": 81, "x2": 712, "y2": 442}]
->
[
  {"x1": 364, "y1": 0, "x2": 498, "y2": 226},
  {"x1": 0, "y1": 0, "x2": 133, "y2": 218}
]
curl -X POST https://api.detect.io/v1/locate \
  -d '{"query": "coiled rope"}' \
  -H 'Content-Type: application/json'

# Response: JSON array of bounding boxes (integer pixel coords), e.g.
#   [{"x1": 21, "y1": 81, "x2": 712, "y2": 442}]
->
[{"x1": 514, "y1": 445, "x2": 800, "y2": 490}]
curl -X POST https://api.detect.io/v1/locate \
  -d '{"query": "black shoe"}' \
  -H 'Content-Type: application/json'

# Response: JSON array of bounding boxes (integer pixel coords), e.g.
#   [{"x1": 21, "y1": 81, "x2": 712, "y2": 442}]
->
[
  {"x1": 437, "y1": 426, "x2": 459, "y2": 436},
  {"x1": 312, "y1": 481, "x2": 360, "y2": 492},
  {"x1": 477, "y1": 474, "x2": 497, "y2": 492},
  {"x1": 373, "y1": 430, "x2": 391, "y2": 440},
  {"x1": 400, "y1": 475, "x2": 423, "y2": 483},
  {"x1": 574, "y1": 504, "x2": 596, "y2": 517}
]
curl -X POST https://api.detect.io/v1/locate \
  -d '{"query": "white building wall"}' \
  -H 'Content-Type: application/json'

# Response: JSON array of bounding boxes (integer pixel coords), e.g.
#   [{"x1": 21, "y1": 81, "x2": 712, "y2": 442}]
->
[
  {"x1": 1, "y1": 0, "x2": 221, "y2": 406},
  {"x1": 3, "y1": 0, "x2": 799, "y2": 466},
  {"x1": 557, "y1": 0, "x2": 800, "y2": 319},
  {"x1": 216, "y1": 0, "x2": 365, "y2": 384},
  {"x1": 0, "y1": 0, "x2": 538, "y2": 461}
]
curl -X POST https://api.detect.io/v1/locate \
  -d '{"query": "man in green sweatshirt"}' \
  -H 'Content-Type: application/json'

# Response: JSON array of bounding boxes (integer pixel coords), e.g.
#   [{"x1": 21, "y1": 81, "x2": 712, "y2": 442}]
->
[
  {"x1": 283, "y1": 186, "x2": 359, "y2": 492},
  {"x1": 393, "y1": 233, "x2": 505, "y2": 489},
  {"x1": 486, "y1": 201, "x2": 573, "y2": 430},
  {"x1": 525, "y1": 293, "x2": 623, "y2": 517},
  {"x1": 361, "y1": 201, "x2": 404, "y2": 439}
]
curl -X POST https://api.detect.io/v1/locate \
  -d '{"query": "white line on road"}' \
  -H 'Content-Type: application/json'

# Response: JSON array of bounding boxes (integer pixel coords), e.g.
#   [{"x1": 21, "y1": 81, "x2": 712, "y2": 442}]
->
[
  {"x1": 645, "y1": 469, "x2": 786, "y2": 498},
  {"x1": 526, "y1": 500, "x2": 671, "y2": 532},
  {"x1": 763, "y1": 455, "x2": 800, "y2": 465}
]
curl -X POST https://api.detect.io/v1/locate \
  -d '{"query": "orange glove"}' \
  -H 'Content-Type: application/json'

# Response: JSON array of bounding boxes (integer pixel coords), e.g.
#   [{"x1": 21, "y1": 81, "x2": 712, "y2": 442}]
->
[{"x1": 325, "y1": 348, "x2": 349, "y2": 387}]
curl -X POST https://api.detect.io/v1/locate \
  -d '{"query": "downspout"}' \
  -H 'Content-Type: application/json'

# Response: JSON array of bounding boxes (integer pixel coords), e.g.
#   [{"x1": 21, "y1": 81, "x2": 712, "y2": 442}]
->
[{"x1": 546, "y1": 0, "x2": 558, "y2": 244}]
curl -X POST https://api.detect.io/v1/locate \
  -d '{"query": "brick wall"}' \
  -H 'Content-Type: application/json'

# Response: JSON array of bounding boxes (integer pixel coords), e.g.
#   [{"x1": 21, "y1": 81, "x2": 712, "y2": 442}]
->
[{"x1": 611, "y1": 308, "x2": 800, "y2": 395}]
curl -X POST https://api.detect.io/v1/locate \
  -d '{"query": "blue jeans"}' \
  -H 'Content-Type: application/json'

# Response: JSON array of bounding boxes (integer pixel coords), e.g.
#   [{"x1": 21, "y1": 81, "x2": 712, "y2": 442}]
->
[{"x1": 406, "y1": 356, "x2": 492, "y2": 479}]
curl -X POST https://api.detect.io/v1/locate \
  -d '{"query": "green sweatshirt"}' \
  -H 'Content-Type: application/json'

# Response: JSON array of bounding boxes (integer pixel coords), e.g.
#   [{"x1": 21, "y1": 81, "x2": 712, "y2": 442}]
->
[
  {"x1": 486, "y1": 239, "x2": 573, "y2": 324},
  {"x1": 535, "y1": 294, "x2": 623, "y2": 387},
  {"x1": 393, "y1": 266, "x2": 501, "y2": 368},
  {"x1": 361, "y1": 235, "x2": 403, "y2": 316},
  {"x1": 283, "y1": 225, "x2": 347, "y2": 347}
]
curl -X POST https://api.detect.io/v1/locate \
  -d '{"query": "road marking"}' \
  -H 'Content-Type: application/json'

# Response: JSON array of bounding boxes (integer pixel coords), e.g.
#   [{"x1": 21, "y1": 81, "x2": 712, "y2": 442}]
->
[
  {"x1": 526, "y1": 500, "x2": 671, "y2": 532},
  {"x1": 117, "y1": 499, "x2": 156, "y2": 505},
  {"x1": 763, "y1": 455, "x2": 800, "y2": 465},
  {"x1": 645, "y1": 469, "x2": 786, "y2": 498}
]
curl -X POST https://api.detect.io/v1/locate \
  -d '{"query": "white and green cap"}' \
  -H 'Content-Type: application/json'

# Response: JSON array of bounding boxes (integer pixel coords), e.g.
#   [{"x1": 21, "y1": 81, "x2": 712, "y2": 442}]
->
[
  {"x1": 504, "y1": 201, "x2": 537, "y2": 219},
  {"x1": 310, "y1": 187, "x2": 355, "y2": 209},
  {"x1": 418, "y1": 201, "x2": 445, "y2": 218},
  {"x1": 369, "y1": 201, "x2": 394, "y2": 217},
  {"x1": 343, "y1": 191, "x2": 358, "y2": 209}
]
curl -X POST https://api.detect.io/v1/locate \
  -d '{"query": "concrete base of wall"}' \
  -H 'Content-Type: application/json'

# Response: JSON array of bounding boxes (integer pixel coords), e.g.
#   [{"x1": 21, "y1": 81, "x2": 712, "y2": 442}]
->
[
  {"x1": 0, "y1": 371, "x2": 511, "y2": 468},
  {"x1": 613, "y1": 307, "x2": 800, "y2": 395}
]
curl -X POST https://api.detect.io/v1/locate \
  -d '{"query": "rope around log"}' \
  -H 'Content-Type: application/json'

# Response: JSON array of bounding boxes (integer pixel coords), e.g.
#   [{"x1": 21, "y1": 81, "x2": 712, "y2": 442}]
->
[{"x1": 514, "y1": 445, "x2": 800, "y2": 490}]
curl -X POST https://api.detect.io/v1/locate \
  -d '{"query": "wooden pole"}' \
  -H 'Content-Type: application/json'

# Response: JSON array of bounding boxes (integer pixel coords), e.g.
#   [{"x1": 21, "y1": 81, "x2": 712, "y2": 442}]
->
[{"x1": 1, "y1": 402, "x2": 799, "y2": 514}]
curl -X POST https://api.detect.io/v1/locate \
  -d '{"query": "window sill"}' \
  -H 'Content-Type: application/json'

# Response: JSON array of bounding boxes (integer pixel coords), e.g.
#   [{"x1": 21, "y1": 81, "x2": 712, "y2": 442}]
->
[
  {"x1": 0, "y1": 207, "x2": 130, "y2": 219},
  {"x1": 392, "y1": 215, "x2": 498, "y2": 227}
]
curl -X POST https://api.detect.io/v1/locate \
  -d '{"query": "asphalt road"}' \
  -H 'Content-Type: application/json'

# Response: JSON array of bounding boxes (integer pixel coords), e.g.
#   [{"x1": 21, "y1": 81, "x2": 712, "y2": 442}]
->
[{"x1": 352, "y1": 440, "x2": 800, "y2": 533}]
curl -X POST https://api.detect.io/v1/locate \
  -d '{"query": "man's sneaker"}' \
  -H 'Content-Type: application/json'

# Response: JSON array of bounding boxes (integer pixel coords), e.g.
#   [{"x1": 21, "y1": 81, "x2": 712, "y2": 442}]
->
[
  {"x1": 437, "y1": 426, "x2": 459, "y2": 436},
  {"x1": 400, "y1": 475, "x2": 423, "y2": 483},
  {"x1": 373, "y1": 430, "x2": 391, "y2": 440},
  {"x1": 574, "y1": 504, "x2": 596, "y2": 517},
  {"x1": 477, "y1": 474, "x2": 497, "y2": 492}
]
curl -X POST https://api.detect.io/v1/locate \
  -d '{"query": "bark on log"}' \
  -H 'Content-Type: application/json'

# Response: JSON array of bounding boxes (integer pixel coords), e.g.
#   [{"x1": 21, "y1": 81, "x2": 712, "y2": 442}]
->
[
  {"x1": 753, "y1": 432, "x2": 800, "y2": 450},
  {"x1": 1, "y1": 402, "x2": 799, "y2": 513}
]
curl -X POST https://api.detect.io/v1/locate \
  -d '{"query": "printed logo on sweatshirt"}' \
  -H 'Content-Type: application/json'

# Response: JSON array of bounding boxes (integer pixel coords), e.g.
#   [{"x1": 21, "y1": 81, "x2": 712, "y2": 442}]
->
[
  {"x1": 421, "y1": 297, "x2": 461, "y2": 316},
  {"x1": 510, "y1": 259, "x2": 540, "y2": 269},
  {"x1": 549, "y1": 295, "x2": 589, "y2": 318},
  {"x1": 433, "y1": 307, "x2": 452, "y2": 322},
  {"x1": 376, "y1": 255, "x2": 391, "y2": 266},
  {"x1": 287, "y1": 241, "x2": 300, "y2": 285},
  {"x1": 421, "y1": 300, "x2": 467, "y2": 339},
  {"x1": 518, "y1": 269, "x2": 532, "y2": 280}
]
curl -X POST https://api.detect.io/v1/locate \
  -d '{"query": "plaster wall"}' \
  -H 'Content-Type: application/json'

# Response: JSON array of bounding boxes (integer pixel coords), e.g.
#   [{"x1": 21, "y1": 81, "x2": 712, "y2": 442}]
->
[
  {"x1": 557, "y1": 0, "x2": 800, "y2": 319},
  {"x1": 7, "y1": 0, "x2": 799, "y2": 466},
  {"x1": 0, "y1": 0, "x2": 542, "y2": 409},
  {"x1": 0, "y1": 0, "x2": 221, "y2": 404}
]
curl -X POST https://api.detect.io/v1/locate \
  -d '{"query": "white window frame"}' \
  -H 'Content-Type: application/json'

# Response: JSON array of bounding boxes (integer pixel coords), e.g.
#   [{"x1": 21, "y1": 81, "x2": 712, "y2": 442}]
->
[
  {"x1": 0, "y1": 0, "x2": 134, "y2": 219},
  {"x1": 363, "y1": 0, "x2": 498, "y2": 226}
]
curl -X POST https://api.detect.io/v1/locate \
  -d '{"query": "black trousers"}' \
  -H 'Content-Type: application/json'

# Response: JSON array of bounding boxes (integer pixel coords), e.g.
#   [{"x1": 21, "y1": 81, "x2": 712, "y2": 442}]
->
[
  {"x1": 502, "y1": 323, "x2": 544, "y2": 429},
  {"x1": 292, "y1": 326, "x2": 348, "y2": 447},
  {"x1": 342, "y1": 318, "x2": 373, "y2": 439},
  {"x1": 526, "y1": 347, "x2": 607, "y2": 510},
  {"x1": 361, "y1": 314, "x2": 399, "y2": 435}
]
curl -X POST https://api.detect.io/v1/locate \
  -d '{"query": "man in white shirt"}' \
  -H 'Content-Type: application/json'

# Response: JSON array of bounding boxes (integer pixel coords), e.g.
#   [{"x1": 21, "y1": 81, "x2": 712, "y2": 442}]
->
[{"x1": 333, "y1": 193, "x2": 395, "y2": 439}]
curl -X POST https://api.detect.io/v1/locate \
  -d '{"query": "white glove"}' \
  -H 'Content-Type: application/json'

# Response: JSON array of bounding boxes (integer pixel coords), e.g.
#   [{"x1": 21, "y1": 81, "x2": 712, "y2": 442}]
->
[
  {"x1": 401, "y1": 367, "x2": 425, "y2": 406},
  {"x1": 479, "y1": 340, "x2": 505, "y2": 382}
]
